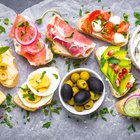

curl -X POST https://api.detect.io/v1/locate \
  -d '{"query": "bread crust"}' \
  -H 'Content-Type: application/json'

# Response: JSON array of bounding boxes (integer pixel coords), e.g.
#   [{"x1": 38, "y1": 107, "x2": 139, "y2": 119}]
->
[{"x1": 0, "y1": 90, "x2": 6, "y2": 105}]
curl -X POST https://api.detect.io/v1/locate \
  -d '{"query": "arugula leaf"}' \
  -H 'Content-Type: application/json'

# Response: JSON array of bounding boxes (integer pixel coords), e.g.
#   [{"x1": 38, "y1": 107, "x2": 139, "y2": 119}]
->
[
  {"x1": 65, "y1": 32, "x2": 74, "y2": 39},
  {"x1": 3, "y1": 18, "x2": 9, "y2": 25},
  {"x1": 0, "y1": 46, "x2": 9, "y2": 54},
  {"x1": 40, "y1": 71, "x2": 46, "y2": 80},
  {"x1": 123, "y1": 13, "x2": 129, "y2": 23},
  {"x1": 53, "y1": 73, "x2": 58, "y2": 79},
  {"x1": 134, "y1": 12, "x2": 140, "y2": 26},
  {"x1": 0, "y1": 25, "x2": 6, "y2": 34},
  {"x1": 100, "y1": 57, "x2": 106, "y2": 67},
  {"x1": 42, "y1": 122, "x2": 51, "y2": 129},
  {"x1": 128, "y1": 124, "x2": 136, "y2": 134},
  {"x1": 108, "y1": 57, "x2": 120, "y2": 65}
]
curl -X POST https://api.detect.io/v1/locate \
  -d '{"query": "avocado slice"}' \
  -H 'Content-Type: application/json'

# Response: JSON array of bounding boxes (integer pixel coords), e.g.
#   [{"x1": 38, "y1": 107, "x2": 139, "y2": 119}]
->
[
  {"x1": 119, "y1": 59, "x2": 131, "y2": 66},
  {"x1": 101, "y1": 46, "x2": 120, "y2": 60},
  {"x1": 119, "y1": 74, "x2": 132, "y2": 95},
  {"x1": 100, "y1": 60, "x2": 108, "y2": 76},
  {"x1": 113, "y1": 50, "x2": 127, "y2": 59}
]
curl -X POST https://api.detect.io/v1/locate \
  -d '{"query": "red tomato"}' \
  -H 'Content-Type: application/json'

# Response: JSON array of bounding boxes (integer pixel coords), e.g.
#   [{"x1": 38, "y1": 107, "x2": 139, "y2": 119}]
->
[
  {"x1": 117, "y1": 21, "x2": 130, "y2": 33},
  {"x1": 104, "y1": 21, "x2": 114, "y2": 34},
  {"x1": 101, "y1": 11, "x2": 111, "y2": 20},
  {"x1": 88, "y1": 10, "x2": 101, "y2": 22}
]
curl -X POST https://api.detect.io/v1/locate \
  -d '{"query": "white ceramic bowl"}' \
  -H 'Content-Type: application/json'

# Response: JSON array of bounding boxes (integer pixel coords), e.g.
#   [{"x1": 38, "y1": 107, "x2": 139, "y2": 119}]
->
[
  {"x1": 59, "y1": 68, "x2": 105, "y2": 115},
  {"x1": 129, "y1": 26, "x2": 140, "y2": 70}
]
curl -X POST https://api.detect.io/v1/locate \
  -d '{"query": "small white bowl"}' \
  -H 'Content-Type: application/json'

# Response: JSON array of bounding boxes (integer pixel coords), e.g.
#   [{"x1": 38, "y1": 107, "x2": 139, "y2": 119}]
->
[
  {"x1": 129, "y1": 26, "x2": 140, "y2": 71},
  {"x1": 59, "y1": 68, "x2": 105, "y2": 115}
]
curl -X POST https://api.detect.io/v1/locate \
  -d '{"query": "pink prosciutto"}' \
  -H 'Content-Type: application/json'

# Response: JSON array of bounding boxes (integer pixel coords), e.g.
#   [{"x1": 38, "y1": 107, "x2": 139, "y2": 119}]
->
[{"x1": 47, "y1": 15, "x2": 95, "y2": 57}]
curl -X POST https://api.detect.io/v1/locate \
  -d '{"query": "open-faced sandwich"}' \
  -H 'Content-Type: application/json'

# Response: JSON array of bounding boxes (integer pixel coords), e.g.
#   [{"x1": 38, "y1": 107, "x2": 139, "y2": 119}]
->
[
  {"x1": 0, "y1": 45, "x2": 18, "y2": 88},
  {"x1": 77, "y1": 10, "x2": 129, "y2": 46},
  {"x1": 116, "y1": 88, "x2": 140, "y2": 118},
  {"x1": 9, "y1": 14, "x2": 53, "y2": 66},
  {"x1": 46, "y1": 15, "x2": 95, "y2": 59},
  {"x1": 14, "y1": 67, "x2": 60, "y2": 111},
  {"x1": 0, "y1": 90, "x2": 6, "y2": 105},
  {"x1": 95, "y1": 46, "x2": 135, "y2": 98}
]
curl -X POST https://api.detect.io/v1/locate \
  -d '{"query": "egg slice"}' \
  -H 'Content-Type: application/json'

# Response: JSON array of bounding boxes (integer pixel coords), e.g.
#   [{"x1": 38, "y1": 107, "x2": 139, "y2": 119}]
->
[
  {"x1": 18, "y1": 83, "x2": 53, "y2": 108},
  {"x1": 27, "y1": 67, "x2": 60, "y2": 96}
]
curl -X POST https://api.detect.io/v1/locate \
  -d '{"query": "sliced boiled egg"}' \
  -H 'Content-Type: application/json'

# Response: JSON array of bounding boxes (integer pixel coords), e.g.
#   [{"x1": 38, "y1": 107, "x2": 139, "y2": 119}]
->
[
  {"x1": 92, "y1": 20, "x2": 103, "y2": 32},
  {"x1": 109, "y1": 16, "x2": 121, "y2": 25},
  {"x1": 27, "y1": 67, "x2": 60, "y2": 96},
  {"x1": 18, "y1": 83, "x2": 53, "y2": 108},
  {"x1": 114, "y1": 33, "x2": 126, "y2": 43}
]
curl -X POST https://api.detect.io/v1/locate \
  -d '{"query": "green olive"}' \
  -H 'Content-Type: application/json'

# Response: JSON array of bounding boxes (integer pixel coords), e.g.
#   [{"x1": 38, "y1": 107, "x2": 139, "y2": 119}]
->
[
  {"x1": 93, "y1": 93, "x2": 100, "y2": 101},
  {"x1": 74, "y1": 105, "x2": 84, "y2": 112},
  {"x1": 71, "y1": 73, "x2": 80, "y2": 83},
  {"x1": 0, "y1": 70, "x2": 8, "y2": 81},
  {"x1": 90, "y1": 91, "x2": 95, "y2": 100},
  {"x1": 65, "y1": 80, "x2": 73, "y2": 87},
  {"x1": 84, "y1": 100, "x2": 94, "y2": 110},
  {"x1": 0, "y1": 63, "x2": 7, "y2": 70},
  {"x1": 0, "y1": 55, "x2": 2, "y2": 63},
  {"x1": 77, "y1": 79, "x2": 87, "y2": 89},
  {"x1": 72, "y1": 87, "x2": 79, "y2": 96},
  {"x1": 67, "y1": 97, "x2": 74, "y2": 106},
  {"x1": 80, "y1": 71, "x2": 90, "y2": 81}
]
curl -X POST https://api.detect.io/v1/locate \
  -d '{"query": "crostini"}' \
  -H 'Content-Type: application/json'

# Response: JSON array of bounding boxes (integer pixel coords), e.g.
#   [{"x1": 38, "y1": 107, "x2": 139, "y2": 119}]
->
[
  {"x1": 0, "y1": 91, "x2": 6, "y2": 105},
  {"x1": 46, "y1": 15, "x2": 95, "y2": 59},
  {"x1": 116, "y1": 88, "x2": 140, "y2": 117},
  {"x1": 95, "y1": 46, "x2": 135, "y2": 98},
  {"x1": 77, "y1": 10, "x2": 129, "y2": 46},
  {"x1": 9, "y1": 14, "x2": 53, "y2": 66},
  {"x1": 14, "y1": 67, "x2": 60, "y2": 111},
  {"x1": 0, "y1": 45, "x2": 18, "y2": 88}
]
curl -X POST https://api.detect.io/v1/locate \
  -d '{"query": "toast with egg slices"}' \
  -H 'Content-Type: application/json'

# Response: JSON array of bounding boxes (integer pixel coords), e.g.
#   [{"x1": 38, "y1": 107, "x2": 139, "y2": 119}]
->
[
  {"x1": 46, "y1": 15, "x2": 95, "y2": 59},
  {"x1": 116, "y1": 88, "x2": 140, "y2": 117},
  {"x1": 77, "y1": 10, "x2": 129, "y2": 47},
  {"x1": 95, "y1": 46, "x2": 135, "y2": 98},
  {"x1": 0, "y1": 45, "x2": 18, "y2": 88},
  {"x1": 0, "y1": 91, "x2": 6, "y2": 105}
]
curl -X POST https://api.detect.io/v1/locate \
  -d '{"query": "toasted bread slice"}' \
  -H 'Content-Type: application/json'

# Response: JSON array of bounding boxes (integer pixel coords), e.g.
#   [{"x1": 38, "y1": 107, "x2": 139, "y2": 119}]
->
[
  {"x1": 0, "y1": 46, "x2": 18, "y2": 88},
  {"x1": 116, "y1": 88, "x2": 140, "y2": 116},
  {"x1": 95, "y1": 46, "x2": 135, "y2": 98},
  {"x1": 77, "y1": 13, "x2": 129, "y2": 47},
  {"x1": 46, "y1": 15, "x2": 95, "y2": 59},
  {"x1": 0, "y1": 91, "x2": 6, "y2": 105}
]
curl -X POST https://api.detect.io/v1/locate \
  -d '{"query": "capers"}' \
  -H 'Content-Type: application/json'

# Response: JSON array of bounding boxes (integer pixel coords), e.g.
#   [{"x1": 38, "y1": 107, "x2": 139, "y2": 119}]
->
[
  {"x1": 72, "y1": 87, "x2": 79, "y2": 96},
  {"x1": 0, "y1": 63, "x2": 7, "y2": 70},
  {"x1": 67, "y1": 97, "x2": 74, "y2": 106},
  {"x1": 80, "y1": 71, "x2": 90, "y2": 81},
  {"x1": 84, "y1": 100, "x2": 94, "y2": 110},
  {"x1": 71, "y1": 73, "x2": 80, "y2": 83},
  {"x1": 74, "y1": 105, "x2": 84, "y2": 112},
  {"x1": 65, "y1": 80, "x2": 73, "y2": 87},
  {"x1": 77, "y1": 79, "x2": 87, "y2": 89},
  {"x1": 0, "y1": 70, "x2": 8, "y2": 81}
]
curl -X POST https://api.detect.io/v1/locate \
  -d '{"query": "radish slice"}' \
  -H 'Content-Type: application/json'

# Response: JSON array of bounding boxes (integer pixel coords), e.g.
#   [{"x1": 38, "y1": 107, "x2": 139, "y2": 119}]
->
[
  {"x1": 15, "y1": 21, "x2": 38, "y2": 45},
  {"x1": 124, "y1": 94, "x2": 140, "y2": 117}
]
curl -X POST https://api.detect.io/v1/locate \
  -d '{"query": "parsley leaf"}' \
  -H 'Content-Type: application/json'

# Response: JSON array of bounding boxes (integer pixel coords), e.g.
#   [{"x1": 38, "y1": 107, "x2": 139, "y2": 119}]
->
[
  {"x1": 40, "y1": 71, "x2": 46, "y2": 80},
  {"x1": 65, "y1": 32, "x2": 74, "y2": 39},
  {"x1": 65, "y1": 59, "x2": 71, "y2": 72},
  {"x1": 15, "y1": 21, "x2": 24, "y2": 27},
  {"x1": 23, "y1": 92, "x2": 35, "y2": 101},
  {"x1": 0, "y1": 26, "x2": 6, "y2": 34},
  {"x1": 37, "y1": 41, "x2": 42, "y2": 50},
  {"x1": 0, "y1": 46, "x2": 9, "y2": 54},
  {"x1": 128, "y1": 124, "x2": 136, "y2": 134},
  {"x1": 99, "y1": 108, "x2": 109, "y2": 122},
  {"x1": 123, "y1": 13, "x2": 129, "y2": 23},
  {"x1": 42, "y1": 122, "x2": 51, "y2": 129},
  {"x1": 53, "y1": 73, "x2": 58, "y2": 79},
  {"x1": 3, "y1": 18, "x2": 9, "y2": 25},
  {"x1": 134, "y1": 12, "x2": 140, "y2": 26}
]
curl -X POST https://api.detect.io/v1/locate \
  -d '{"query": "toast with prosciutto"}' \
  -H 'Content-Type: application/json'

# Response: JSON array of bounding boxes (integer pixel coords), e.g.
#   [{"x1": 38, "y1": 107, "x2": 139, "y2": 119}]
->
[
  {"x1": 9, "y1": 14, "x2": 53, "y2": 66},
  {"x1": 46, "y1": 15, "x2": 95, "y2": 59},
  {"x1": 77, "y1": 10, "x2": 129, "y2": 47}
]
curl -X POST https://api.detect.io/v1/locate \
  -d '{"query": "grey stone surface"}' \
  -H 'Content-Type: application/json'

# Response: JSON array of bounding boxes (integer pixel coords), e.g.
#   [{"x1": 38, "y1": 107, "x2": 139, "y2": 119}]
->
[{"x1": 0, "y1": 0, "x2": 140, "y2": 140}]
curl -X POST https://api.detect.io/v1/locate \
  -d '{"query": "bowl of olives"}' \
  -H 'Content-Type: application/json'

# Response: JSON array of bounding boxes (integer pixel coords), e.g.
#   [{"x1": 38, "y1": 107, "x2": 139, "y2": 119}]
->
[{"x1": 59, "y1": 68, "x2": 105, "y2": 115}]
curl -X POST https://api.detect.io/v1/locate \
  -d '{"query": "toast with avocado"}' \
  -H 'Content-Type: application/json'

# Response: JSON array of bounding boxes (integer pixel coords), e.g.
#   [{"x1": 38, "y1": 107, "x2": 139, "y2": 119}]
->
[
  {"x1": 95, "y1": 46, "x2": 135, "y2": 98},
  {"x1": 116, "y1": 88, "x2": 140, "y2": 117},
  {"x1": 0, "y1": 45, "x2": 18, "y2": 88}
]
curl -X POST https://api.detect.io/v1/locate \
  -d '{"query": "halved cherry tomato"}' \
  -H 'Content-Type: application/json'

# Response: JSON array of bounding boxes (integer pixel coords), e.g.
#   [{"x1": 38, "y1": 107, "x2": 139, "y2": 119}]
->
[
  {"x1": 103, "y1": 21, "x2": 114, "y2": 34},
  {"x1": 101, "y1": 11, "x2": 111, "y2": 20},
  {"x1": 88, "y1": 10, "x2": 101, "y2": 22},
  {"x1": 117, "y1": 21, "x2": 130, "y2": 33}
]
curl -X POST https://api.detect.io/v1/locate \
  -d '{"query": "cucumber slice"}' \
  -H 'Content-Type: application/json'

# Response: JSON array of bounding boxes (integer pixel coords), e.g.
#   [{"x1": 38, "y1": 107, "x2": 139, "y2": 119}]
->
[{"x1": 124, "y1": 96, "x2": 140, "y2": 117}]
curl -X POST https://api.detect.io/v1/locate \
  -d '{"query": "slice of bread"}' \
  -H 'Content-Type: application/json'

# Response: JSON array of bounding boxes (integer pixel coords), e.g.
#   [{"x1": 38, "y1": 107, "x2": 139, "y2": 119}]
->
[
  {"x1": 0, "y1": 90, "x2": 6, "y2": 105},
  {"x1": 46, "y1": 15, "x2": 95, "y2": 59},
  {"x1": 95, "y1": 46, "x2": 135, "y2": 98},
  {"x1": 77, "y1": 13, "x2": 129, "y2": 47},
  {"x1": 116, "y1": 88, "x2": 140, "y2": 116},
  {"x1": 0, "y1": 45, "x2": 18, "y2": 88}
]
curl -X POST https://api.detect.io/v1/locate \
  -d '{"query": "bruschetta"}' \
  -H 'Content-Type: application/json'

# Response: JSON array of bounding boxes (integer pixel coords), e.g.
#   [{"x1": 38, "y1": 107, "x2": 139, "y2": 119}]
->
[
  {"x1": 46, "y1": 15, "x2": 95, "y2": 59},
  {"x1": 77, "y1": 10, "x2": 129, "y2": 46}
]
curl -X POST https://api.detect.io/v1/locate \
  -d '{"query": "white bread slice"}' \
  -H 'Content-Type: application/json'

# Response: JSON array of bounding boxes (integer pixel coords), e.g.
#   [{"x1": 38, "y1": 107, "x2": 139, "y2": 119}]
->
[
  {"x1": 116, "y1": 88, "x2": 140, "y2": 116},
  {"x1": 95, "y1": 46, "x2": 135, "y2": 98},
  {"x1": 77, "y1": 13, "x2": 129, "y2": 47},
  {"x1": 0, "y1": 91, "x2": 6, "y2": 105},
  {"x1": 0, "y1": 45, "x2": 18, "y2": 88},
  {"x1": 46, "y1": 15, "x2": 95, "y2": 59}
]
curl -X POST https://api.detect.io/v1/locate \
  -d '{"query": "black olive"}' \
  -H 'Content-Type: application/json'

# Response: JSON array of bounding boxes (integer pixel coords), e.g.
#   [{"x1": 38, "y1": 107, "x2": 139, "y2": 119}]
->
[
  {"x1": 74, "y1": 90, "x2": 90, "y2": 105},
  {"x1": 87, "y1": 76, "x2": 104, "y2": 94},
  {"x1": 61, "y1": 84, "x2": 73, "y2": 102}
]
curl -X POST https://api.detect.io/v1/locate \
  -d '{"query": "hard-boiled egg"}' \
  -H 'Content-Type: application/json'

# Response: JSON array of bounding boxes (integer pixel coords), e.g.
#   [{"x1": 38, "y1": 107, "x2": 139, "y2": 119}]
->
[
  {"x1": 18, "y1": 83, "x2": 53, "y2": 108},
  {"x1": 27, "y1": 67, "x2": 60, "y2": 96}
]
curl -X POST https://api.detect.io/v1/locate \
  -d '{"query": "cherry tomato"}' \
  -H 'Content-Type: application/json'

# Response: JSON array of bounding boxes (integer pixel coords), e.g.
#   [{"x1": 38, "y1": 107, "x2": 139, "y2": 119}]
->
[
  {"x1": 88, "y1": 10, "x2": 101, "y2": 22},
  {"x1": 104, "y1": 22, "x2": 114, "y2": 34},
  {"x1": 117, "y1": 21, "x2": 130, "y2": 33},
  {"x1": 101, "y1": 11, "x2": 111, "y2": 20}
]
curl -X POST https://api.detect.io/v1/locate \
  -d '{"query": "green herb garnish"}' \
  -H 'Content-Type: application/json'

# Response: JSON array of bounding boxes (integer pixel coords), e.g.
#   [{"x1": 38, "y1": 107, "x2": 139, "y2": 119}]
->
[
  {"x1": 108, "y1": 57, "x2": 120, "y2": 65},
  {"x1": 64, "y1": 20, "x2": 69, "y2": 24},
  {"x1": 100, "y1": 57, "x2": 106, "y2": 67},
  {"x1": 23, "y1": 92, "x2": 35, "y2": 101},
  {"x1": 42, "y1": 122, "x2": 51, "y2": 129},
  {"x1": 79, "y1": 9, "x2": 82, "y2": 17},
  {"x1": 114, "y1": 24, "x2": 119, "y2": 32},
  {"x1": 97, "y1": 0, "x2": 101, "y2": 2},
  {"x1": 123, "y1": 13, "x2": 129, "y2": 23},
  {"x1": 84, "y1": 10, "x2": 90, "y2": 14},
  {"x1": 99, "y1": 108, "x2": 109, "y2": 121},
  {"x1": 0, "y1": 25, "x2": 6, "y2": 34},
  {"x1": 19, "y1": 86, "x2": 29, "y2": 92},
  {"x1": 0, "y1": 46, "x2": 9, "y2": 54},
  {"x1": 134, "y1": 12, "x2": 140, "y2": 26},
  {"x1": 6, "y1": 94, "x2": 15, "y2": 107},
  {"x1": 15, "y1": 21, "x2": 24, "y2": 27},
  {"x1": 128, "y1": 124, "x2": 136, "y2": 134},
  {"x1": 37, "y1": 41, "x2": 42, "y2": 50},
  {"x1": 65, "y1": 59, "x2": 71, "y2": 72},
  {"x1": 110, "y1": 109, "x2": 116, "y2": 117},
  {"x1": 53, "y1": 73, "x2": 58, "y2": 79},
  {"x1": 40, "y1": 71, "x2": 46, "y2": 80},
  {"x1": 65, "y1": 32, "x2": 74, "y2": 39},
  {"x1": 128, "y1": 81, "x2": 139, "y2": 93},
  {"x1": 3, "y1": 18, "x2": 9, "y2": 25}
]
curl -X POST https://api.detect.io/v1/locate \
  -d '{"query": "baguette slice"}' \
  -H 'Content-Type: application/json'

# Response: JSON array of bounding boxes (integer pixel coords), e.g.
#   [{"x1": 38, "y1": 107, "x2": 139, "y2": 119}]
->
[
  {"x1": 95, "y1": 46, "x2": 135, "y2": 98},
  {"x1": 77, "y1": 13, "x2": 129, "y2": 47},
  {"x1": 46, "y1": 15, "x2": 95, "y2": 59},
  {"x1": 116, "y1": 88, "x2": 140, "y2": 116},
  {"x1": 0, "y1": 91, "x2": 6, "y2": 105},
  {"x1": 0, "y1": 45, "x2": 18, "y2": 88}
]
